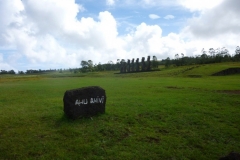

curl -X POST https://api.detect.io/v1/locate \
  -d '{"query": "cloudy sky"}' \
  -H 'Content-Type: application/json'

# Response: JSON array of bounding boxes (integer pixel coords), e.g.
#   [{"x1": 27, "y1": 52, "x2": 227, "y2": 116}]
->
[{"x1": 0, "y1": 0, "x2": 239, "y2": 71}]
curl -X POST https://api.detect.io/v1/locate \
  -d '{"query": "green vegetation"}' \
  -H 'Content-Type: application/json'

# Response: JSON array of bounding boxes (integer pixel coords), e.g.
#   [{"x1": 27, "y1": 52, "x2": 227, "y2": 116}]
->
[
  {"x1": 0, "y1": 62, "x2": 240, "y2": 159},
  {"x1": 163, "y1": 46, "x2": 240, "y2": 68}
]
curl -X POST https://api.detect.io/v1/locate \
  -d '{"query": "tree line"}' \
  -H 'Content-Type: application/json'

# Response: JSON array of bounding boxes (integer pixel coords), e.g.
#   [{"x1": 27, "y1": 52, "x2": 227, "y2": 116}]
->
[
  {"x1": 162, "y1": 46, "x2": 240, "y2": 67},
  {"x1": 0, "y1": 69, "x2": 57, "y2": 75},
  {"x1": 0, "y1": 70, "x2": 16, "y2": 75},
  {"x1": 1, "y1": 46, "x2": 239, "y2": 75}
]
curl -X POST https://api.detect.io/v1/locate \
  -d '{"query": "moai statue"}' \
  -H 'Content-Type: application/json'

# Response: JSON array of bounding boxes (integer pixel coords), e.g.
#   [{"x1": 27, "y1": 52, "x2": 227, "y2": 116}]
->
[
  {"x1": 147, "y1": 56, "x2": 151, "y2": 71},
  {"x1": 136, "y1": 58, "x2": 140, "y2": 72},
  {"x1": 123, "y1": 62, "x2": 127, "y2": 73},
  {"x1": 127, "y1": 59, "x2": 130, "y2": 72},
  {"x1": 141, "y1": 57, "x2": 145, "y2": 71},
  {"x1": 131, "y1": 58, "x2": 135, "y2": 72},
  {"x1": 120, "y1": 61, "x2": 123, "y2": 73}
]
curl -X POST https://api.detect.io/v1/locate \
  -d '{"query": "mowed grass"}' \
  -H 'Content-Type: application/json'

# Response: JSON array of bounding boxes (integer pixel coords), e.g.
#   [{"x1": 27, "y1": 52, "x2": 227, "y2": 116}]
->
[{"x1": 0, "y1": 63, "x2": 240, "y2": 159}]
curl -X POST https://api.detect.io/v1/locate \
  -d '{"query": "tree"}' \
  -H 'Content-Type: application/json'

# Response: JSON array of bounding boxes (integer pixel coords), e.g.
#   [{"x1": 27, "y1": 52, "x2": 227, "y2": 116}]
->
[
  {"x1": 116, "y1": 59, "x2": 121, "y2": 71},
  {"x1": 208, "y1": 48, "x2": 215, "y2": 57},
  {"x1": 81, "y1": 60, "x2": 88, "y2": 68},
  {"x1": 18, "y1": 71, "x2": 24, "y2": 74},
  {"x1": 120, "y1": 59, "x2": 125, "y2": 63},
  {"x1": 165, "y1": 57, "x2": 171, "y2": 67},
  {"x1": 175, "y1": 54, "x2": 179, "y2": 59},
  {"x1": 81, "y1": 60, "x2": 89, "y2": 72},
  {"x1": 0, "y1": 70, "x2": 8, "y2": 74},
  {"x1": 236, "y1": 46, "x2": 240, "y2": 54},
  {"x1": 88, "y1": 60, "x2": 93, "y2": 71},
  {"x1": 181, "y1": 53, "x2": 184, "y2": 58},
  {"x1": 234, "y1": 46, "x2": 240, "y2": 61},
  {"x1": 97, "y1": 62, "x2": 103, "y2": 71},
  {"x1": 220, "y1": 47, "x2": 229, "y2": 56},
  {"x1": 8, "y1": 70, "x2": 15, "y2": 74},
  {"x1": 106, "y1": 61, "x2": 113, "y2": 71}
]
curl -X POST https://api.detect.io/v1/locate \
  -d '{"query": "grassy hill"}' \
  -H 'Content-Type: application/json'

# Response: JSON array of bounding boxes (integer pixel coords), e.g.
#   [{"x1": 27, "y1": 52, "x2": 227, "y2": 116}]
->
[{"x1": 0, "y1": 62, "x2": 240, "y2": 159}]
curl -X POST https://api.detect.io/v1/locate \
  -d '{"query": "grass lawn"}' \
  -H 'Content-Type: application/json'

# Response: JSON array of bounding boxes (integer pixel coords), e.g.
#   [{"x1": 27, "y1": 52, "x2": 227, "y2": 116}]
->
[{"x1": 0, "y1": 63, "x2": 240, "y2": 159}]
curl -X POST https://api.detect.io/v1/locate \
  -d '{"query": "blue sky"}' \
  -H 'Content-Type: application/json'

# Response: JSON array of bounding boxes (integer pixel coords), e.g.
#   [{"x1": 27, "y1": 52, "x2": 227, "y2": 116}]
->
[
  {"x1": 0, "y1": 0, "x2": 239, "y2": 71},
  {"x1": 76, "y1": 0, "x2": 191, "y2": 36}
]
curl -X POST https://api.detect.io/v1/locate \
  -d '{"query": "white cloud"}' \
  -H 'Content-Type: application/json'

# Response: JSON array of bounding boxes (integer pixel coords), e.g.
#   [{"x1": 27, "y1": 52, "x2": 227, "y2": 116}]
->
[
  {"x1": 164, "y1": 15, "x2": 175, "y2": 20},
  {"x1": 149, "y1": 14, "x2": 160, "y2": 20},
  {"x1": 0, "y1": 0, "x2": 239, "y2": 71},
  {"x1": 122, "y1": 23, "x2": 187, "y2": 60},
  {"x1": 0, "y1": 53, "x2": 17, "y2": 71},
  {"x1": 106, "y1": 0, "x2": 115, "y2": 6},
  {"x1": 124, "y1": 23, "x2": 163, "y2": 55},
  {"x1": 140, "y1": 0, "x2": 177, "y2": 7},
  {"x1": 184, "y1": 0, "x2": 240, "y2": 37},
  {"x1": 103, "y1": 0, "x2": 224, "y2": 11},
  {"x1": 21, "y1": 0, "x2": 83, "y2": 34},
  {"x1": 178, "y1": 0, "x2": 224, "y2": 11},
  {"x1": 0, "y1": 54, "x2": 3, "y2": 62},
  {"x1": 181, "y1": 0, "x2": 240, "y2": 50},
  {"x1": 0, "y1": 0, "x2": 126, "y2": 69},
  {"x1": 0, "y1": 0, "x2": 24, "y2": 45},
  {"x1": 108, "y1": 0, "x2": 178, "y2": 8}
]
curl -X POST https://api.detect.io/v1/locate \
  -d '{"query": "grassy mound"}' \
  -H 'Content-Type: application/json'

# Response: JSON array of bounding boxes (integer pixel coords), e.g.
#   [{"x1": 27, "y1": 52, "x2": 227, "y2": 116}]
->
[
  {"x1": 212, "y1": 68, "x2": 240, "y2": 76},
  {"x1": 0, "y1": 62, "x2": 240, "y2": 159}
]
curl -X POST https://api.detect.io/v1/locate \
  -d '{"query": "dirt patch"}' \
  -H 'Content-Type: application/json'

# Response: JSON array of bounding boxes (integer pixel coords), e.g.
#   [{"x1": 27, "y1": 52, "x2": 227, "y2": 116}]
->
[
  {"x1": 166, "y1": 86, "x2": 184, "y2": 89},
  {"x1": 217, "y1": 90, "x2": 240, "y2": 95},
  {"x1": 114, "y1": 69, "x2": 160, "y2": 74},
  {"x1": 212, "y1": 68, "x2": 240, "y2": 76},
  {"x1": 169, "y1": 65, "x2": 201, "y2": 76},
  {"x1": 145, "y1": 136, "x2": 160, "y2": 143},
  {"x1": 188, "y1": 75, "x2": 202, "y2": 78}
]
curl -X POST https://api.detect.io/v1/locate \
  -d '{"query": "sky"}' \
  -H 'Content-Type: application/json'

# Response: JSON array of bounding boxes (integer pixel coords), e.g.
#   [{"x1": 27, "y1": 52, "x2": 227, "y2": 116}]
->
[{"x1": 0, "y1": 0, "x2": 240, "y2": 71}]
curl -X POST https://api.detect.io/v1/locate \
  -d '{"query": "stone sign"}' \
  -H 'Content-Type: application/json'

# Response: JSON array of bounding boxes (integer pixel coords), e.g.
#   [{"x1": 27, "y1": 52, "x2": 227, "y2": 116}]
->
[{"x1": 63, "y1": 86, "x2": 106, "y2": 119}]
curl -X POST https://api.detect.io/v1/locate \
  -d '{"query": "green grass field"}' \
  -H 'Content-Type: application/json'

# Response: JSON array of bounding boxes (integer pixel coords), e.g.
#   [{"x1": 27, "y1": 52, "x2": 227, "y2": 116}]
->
[{"x1": 0, "y1": 63, "x2": 240, "y2": 159}]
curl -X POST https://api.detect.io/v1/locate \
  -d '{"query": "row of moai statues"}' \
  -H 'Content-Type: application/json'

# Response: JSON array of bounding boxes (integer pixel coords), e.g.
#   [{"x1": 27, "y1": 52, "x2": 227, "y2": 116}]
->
[{"x1": 120, "y1": 56, "x2": 151, "y2": 73}]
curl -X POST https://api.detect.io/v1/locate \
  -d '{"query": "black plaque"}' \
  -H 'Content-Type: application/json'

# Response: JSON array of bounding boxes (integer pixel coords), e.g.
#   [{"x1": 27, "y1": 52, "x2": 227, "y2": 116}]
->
[{"x1": 63, "y1": 86, "x2": 106, "y2": 119}]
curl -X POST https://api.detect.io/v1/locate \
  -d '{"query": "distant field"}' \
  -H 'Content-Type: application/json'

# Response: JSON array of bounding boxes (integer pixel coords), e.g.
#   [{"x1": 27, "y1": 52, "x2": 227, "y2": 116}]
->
[{"x1": 0, "y1": 62, "x2": 240, "y2": 159}]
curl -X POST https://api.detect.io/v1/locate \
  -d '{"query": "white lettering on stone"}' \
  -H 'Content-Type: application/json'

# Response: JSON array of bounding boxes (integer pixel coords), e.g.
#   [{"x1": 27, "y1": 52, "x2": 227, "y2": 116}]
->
[
  {"x1": 75, "y1": 99, "x2": 88, "y2": 106},
  {"x1": 76, "y1": 96, "x2": 104, "y2": 106},
  {"x1": 94, "y1": 97, "x2": 98, "y2": 103},
  {"x1": 90, "y1": 98, "x2": 94, "y2": 104},
  {"x1": 99, "y1": 96, "x2": 104, "y2": 103},
  {"x1": 90, "y1": 96, "x2": 104, "y2": 104}
]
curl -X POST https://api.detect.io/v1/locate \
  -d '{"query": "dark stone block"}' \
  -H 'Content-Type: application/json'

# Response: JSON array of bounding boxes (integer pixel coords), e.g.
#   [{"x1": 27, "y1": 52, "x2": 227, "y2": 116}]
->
[
  {"x1": 63, "y1": 86, "x2": 106, "y2": 119},
  {"x1": 120, "y1": 63, "x2": 123, "y2": 73},
  {"x1": 123, "y1": 62, "x2": 127, "y2": 73},
  {"x1": 127, "y1": 59, "x2": 130, "y2": 72},
  {"x1": 131, "y1": 58, "x2": 135, "y2": 72},
  {"x1": 136, "y1": 58, "x2": 140, "y2": 71},
  {"x1": 212, "y1": 68, "x2": 240, "y2": 76},
  {"x1": 219, "y1": 152, "x2": 240, "y2": 160},
  {"x1": 141, "y1": 57, "x2": 146, "y2": 71},
  {"x1": 147, "y1": 56, "x2": 151, "y2": 71}
]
